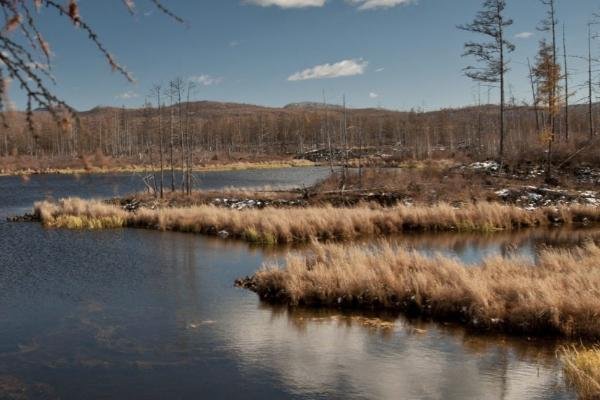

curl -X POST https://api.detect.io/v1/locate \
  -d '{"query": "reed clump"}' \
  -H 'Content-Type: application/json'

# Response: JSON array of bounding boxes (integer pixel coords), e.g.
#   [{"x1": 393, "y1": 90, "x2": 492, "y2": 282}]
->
[
  {"x1": 562, "y1": 346, "x2": 600, "y2": 399},
  {"x1": 45, "y1": 215, "x2": 125, "y2": 229},
  {"x1": 34, "y1": 198, "x2": 600, "y2": 243},
  {"x1": 240, "y1": 242, "x2": 600, "y2": 339}
]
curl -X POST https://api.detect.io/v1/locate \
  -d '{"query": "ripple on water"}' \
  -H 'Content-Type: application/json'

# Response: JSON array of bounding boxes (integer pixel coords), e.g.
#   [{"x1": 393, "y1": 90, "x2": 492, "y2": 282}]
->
[{"x1": 0, "y1": 170, "x2": 582, "y2": 399}]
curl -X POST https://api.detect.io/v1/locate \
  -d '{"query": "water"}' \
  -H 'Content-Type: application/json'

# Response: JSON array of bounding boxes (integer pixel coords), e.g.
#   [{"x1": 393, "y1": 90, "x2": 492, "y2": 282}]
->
[{"x1": 0, "y1": 168, "x2": 583, "y2": 399}]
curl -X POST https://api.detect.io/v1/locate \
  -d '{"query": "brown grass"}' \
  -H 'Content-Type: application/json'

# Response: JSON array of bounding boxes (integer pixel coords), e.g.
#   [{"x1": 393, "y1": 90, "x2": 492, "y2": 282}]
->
[
  {"x1": 0, "y1": 155, "x2": 314, "y2": 176},
  {"x1": 241, "y1": 241, "x2": 600, "y2": 339},
  {"x1": 313, "y1": 166, "x2": 492, "y2": 204},
  {"x1": 117, "y1": 186, "x2": 300, "y2": 209},
  {"x1": 562, "y1": 346, "x2": 600, "y2": 399},
  {"x1": 34, "y1": 198, "x2": 600, "y2": 244}
]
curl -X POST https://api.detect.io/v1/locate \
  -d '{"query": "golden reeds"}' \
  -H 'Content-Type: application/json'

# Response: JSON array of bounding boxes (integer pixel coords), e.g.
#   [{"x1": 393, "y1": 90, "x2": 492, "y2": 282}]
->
[
  {"x1": 0, "y1": 158, "x2": 315, "y2": 177},
  {"x1": 35, "y1": 197, "x2": 600, "y2": 243},
  {"x1": 562, "y1": 346, "x2": 600, "y2": 399},
  {"x1": 241, "y1": 241, "x2": 600, "y2": 339}
]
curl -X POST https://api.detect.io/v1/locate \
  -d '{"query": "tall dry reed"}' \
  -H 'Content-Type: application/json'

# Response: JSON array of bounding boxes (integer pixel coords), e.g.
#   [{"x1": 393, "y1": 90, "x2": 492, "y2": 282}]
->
[
  {"x1": 34, "y1": 198, "x2": 600, "y2": 243},
  {"x1": 242, "y1": 242, "x2": 600, "y2": 339},
  {"x1": 562, "y1": 346, "x2": 600, "y2": 399}
]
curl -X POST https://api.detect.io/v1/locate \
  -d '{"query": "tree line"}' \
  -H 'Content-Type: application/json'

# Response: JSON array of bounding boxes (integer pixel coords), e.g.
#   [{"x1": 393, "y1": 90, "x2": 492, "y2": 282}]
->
[
  {"x1": 460, "y1": 0, "x2": 600, "y2": 181},
  {"x1": 2, "y1": 0, "x2": 600, "y2": 191}
]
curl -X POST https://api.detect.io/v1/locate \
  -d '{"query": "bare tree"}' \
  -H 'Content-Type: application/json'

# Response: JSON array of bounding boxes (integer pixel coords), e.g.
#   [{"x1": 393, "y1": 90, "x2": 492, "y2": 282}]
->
[
  {"x1": 184, "y1": 80, "x2": 196, "y2": 194},
  {"x1": 0, "y1": 0, "x2": 181, "y2": 132},
  {"x1": 538, "y1": 0, "x2": 559, "y2": 141},
  {"x1": 533, "y1": 39, "x2": 561, "y2": 181},
  {"x1": 142, "y1": 98, "x2": 158, "y2": 195},
  {"x1": 587, "y1": 22, "x2": 595, "y2": 139},
  {"x1": 167, "y1": 77, "x2": 187, "y2": 193},
  {"x1": 459, "y1": 0, "x2": 515, "y2": 160},
  {"x1": 562, "y1": 24, "x2": 570, "y2": 142},
  {"x1": 150, "y1": 84, "x2": 164, "y2": 198},
  {"x1": 167, "y1": 81, "x2": 176, "y2": 192},
  {"x1": 527, "y1": 58, "x2": 540, "y2": 133}
]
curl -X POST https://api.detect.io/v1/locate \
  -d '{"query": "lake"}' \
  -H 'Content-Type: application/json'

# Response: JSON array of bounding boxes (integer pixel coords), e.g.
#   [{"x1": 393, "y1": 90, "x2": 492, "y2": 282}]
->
[{"x1": 0, "y1": 168, "x2": 583, "y2": 399}]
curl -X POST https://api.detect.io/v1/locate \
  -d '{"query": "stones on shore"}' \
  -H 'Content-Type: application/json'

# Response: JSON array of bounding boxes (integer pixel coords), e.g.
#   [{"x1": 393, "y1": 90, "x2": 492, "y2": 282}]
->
[
  {"x1": 575, "y1": 166, "x2": 600, "y2": 184},
  {"x1": 494, "y1": 186, "x2": 599, "y2": 209},
  {"x1": 6, "y1": 213, "x2": 37, "y2": 222},
  {"x1": 234, "y1": 276, "x2": 257, "y2": 291},
  {"x1": 467, "y1": 160, "x2": 501, "y2": 173},
  {"x1": 211, "y1": 197, "x2": 307, "y2": 210},
  {"x1": 122, "y1": 199, "x2": 141, "y2": 212}
]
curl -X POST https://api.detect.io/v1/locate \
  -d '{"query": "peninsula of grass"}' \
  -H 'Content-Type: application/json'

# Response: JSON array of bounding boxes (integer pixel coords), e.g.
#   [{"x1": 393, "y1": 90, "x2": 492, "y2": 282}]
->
[
  {"x1": 33, "y1": 197, "x2": 600, "y2": 244},
  {"x1": 238, "y1": 241, "x2": 600, "y2": 340},
  {"x1": 0, "y1": 157, "x2": 315, "y2": 177}
]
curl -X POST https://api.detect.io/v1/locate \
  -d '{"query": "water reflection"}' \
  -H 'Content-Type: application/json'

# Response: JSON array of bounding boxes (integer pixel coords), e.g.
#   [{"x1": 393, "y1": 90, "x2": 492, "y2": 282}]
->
[
  {"x1": 389, "y1": 227, "x2": 600, "y2": 264},
  {"x1": 0, "y1": 171, "x2": 588, "y2": 399},
  {"x1": 0, "y1": 167, "x2": 333, "y2": 218},
  {"x1": 227, "y1": 305, "x2": 572, "y2": 400},
  {"x1": 0, "y1": 224, "x2": 578, "y2": 399}
]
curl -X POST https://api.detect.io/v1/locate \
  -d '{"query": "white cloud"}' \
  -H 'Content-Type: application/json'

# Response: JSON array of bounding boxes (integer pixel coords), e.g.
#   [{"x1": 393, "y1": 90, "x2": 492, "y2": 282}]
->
[
  {"x1": 190, "y1": 74, "x2": 223, "y2": 86},
  {"x1": 375, "y1": 67, "x2": 385, "y2": 72},
  {"x1": 515, "y1": 32, "x2": 534, "y2": 39},
  {"x1": 245, "y1": 0, "x2": 326, "y2": 8},
  {"x1": 115, "y1": 91, "x2": 139, "y2": 100},
  {"x1": 347, "y1": 0, "x2": 415, "y2": 10},
  {"x1": 229, "y1": 40, "x2": 241, "y2": 47},
  {"x1": 288, "y1": 59, "x2": 368, "y2": 81},
  {"x1": 369, "y1": 92, "x2": 379, "y2": 99}
]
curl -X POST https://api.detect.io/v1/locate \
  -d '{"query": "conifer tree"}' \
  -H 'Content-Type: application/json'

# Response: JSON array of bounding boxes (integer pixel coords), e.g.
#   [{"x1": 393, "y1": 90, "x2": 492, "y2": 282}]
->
[{"x1": 459, "y1": 0, "x2": 515, "y2": 160}]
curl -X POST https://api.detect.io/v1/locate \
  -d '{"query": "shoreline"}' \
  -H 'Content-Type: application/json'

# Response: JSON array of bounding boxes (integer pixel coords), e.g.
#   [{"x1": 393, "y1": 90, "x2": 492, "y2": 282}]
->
[{"x1": 0, "y1": 159, "x2": 317, "y2": 177}]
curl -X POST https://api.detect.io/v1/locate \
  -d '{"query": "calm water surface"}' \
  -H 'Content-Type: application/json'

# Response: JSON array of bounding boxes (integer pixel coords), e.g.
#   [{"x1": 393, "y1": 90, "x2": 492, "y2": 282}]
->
[{"x1": 0, "y1": 168, "x2": 585, "y2": 399}]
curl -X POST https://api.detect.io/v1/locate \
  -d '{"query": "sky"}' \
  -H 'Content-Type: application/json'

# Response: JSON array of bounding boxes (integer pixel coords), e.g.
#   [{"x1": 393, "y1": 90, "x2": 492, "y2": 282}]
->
[{"x1": 10, "y1": 0, "x2": 600, "y2": 111}]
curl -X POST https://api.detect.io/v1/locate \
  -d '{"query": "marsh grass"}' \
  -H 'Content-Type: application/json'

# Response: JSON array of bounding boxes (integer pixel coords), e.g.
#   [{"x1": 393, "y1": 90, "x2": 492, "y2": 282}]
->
[
  {"x1": 46, "y1": 215, "x2": 126, "y2": 229},
  {"x1": 243, "y1": 242, "x2": 600, "y2": 339},
  {"x1": 0, "y1": 157, "x2": 314, "y2": 177},
  {"x1": 562, "y1": 346, "x2": 600, "y2": 399},
  {"x1": 35, "y1": 198, "x2": 600, "y2": 244}
]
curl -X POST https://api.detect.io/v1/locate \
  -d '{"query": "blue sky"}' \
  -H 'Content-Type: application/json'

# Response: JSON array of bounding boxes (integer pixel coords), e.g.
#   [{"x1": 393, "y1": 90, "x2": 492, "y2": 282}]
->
[{"x1": 12, "y1": 0, "x2": 600, "y2": 111}]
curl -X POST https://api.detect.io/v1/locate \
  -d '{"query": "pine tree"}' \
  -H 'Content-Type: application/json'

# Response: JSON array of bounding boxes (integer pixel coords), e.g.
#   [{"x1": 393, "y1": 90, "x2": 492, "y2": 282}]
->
[
  {"x1": 459, "y1": 0, "x2": 515, "y2": 161},
  {"x1": 533, "y1": 39, "x2": 561, "y2": 182}
]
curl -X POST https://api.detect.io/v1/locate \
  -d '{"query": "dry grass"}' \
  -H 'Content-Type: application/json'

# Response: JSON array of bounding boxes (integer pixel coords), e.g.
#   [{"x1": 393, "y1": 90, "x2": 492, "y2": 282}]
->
[
  {"x1": 0, "y1": 155, "x2": 314, "y2": 177},
  {"x1": 312, "y1": 166, "x2": 500, "y2": 205},
  {"x1": 242, "y1": 242, "x2": 600, "y2": 339},
  {"x1": 562, "y1": 346, "x2": 600, "y2": 399},
  {"x1": 34, "y1": 198, "x2": 600, "y2": 243},
  {"x1": 119, "y1": 186, "x2": 299, "y2": 209}
]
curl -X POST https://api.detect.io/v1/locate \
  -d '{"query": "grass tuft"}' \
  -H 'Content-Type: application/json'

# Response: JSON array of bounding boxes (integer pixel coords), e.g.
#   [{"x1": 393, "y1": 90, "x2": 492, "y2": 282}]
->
[
  {"x1": 34, "y1": 197, "x2": 600, "y2": 244},
  {"x1": 562, "y1": 346, "x2": 600, "y2": 399},
  {"x1": 242, "y1": 241, "x2": 600, "y2": 339}
]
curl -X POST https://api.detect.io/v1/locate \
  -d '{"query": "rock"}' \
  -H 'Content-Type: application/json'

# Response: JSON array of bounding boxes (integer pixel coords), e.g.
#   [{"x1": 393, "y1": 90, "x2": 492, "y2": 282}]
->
[
  {"x1": 7, "y1": 213, "x2": 37, "y2": 222},
  {"x1": 495, "y1": 189, "x2": 510, "y2": 198},
  {"x1": 467, "y1": 160, "x2": 500, "y2": 173},
  {"x1": 122, "y1": 199, "x2": 141, "y2": 212},
  {"x1": 527, "y1": 192, "x2": 543, "y2": 202},
  {"x1": 235, "y1": 276, "x2": 257, "y2": 291}
]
